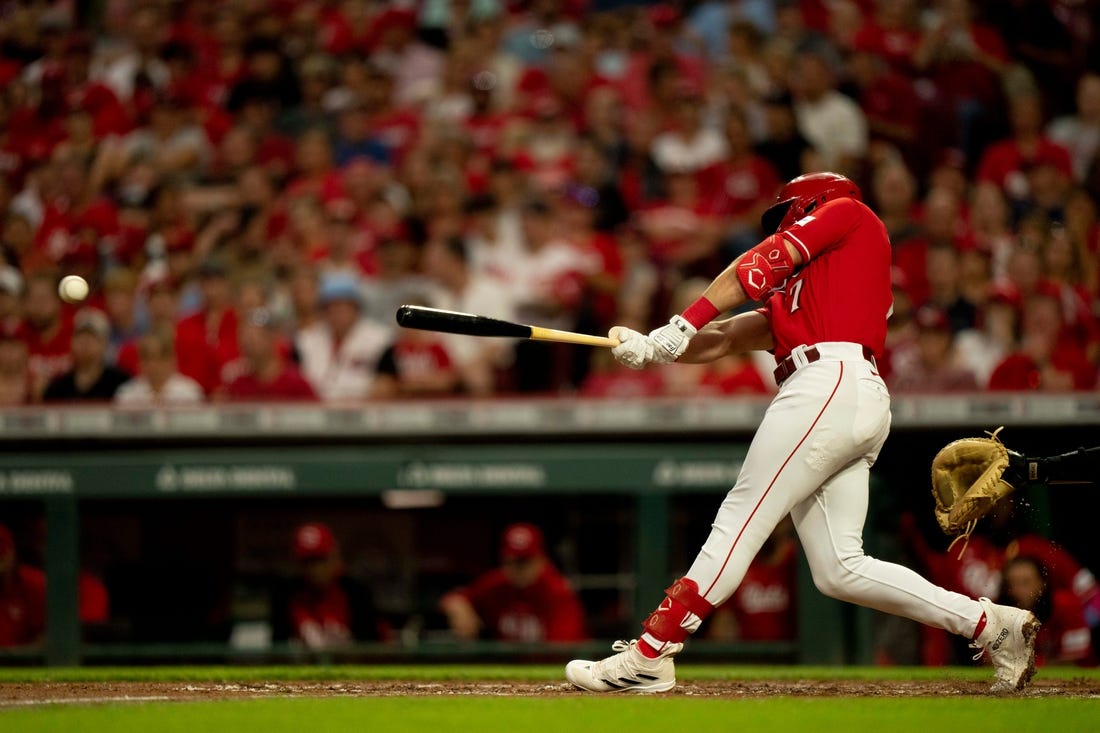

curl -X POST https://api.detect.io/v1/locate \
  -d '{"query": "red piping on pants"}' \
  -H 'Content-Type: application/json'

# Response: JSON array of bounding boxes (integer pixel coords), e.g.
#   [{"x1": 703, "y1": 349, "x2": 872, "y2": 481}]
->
[{"x1": 702, "y1": 362, "x2": 845, "y2": 598}]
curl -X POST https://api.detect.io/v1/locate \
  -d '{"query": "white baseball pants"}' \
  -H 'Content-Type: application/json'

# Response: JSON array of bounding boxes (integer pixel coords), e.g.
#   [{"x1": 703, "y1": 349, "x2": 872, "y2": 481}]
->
[{"x1": 684, "y1": 343, "x2": 984, "y2": 638}]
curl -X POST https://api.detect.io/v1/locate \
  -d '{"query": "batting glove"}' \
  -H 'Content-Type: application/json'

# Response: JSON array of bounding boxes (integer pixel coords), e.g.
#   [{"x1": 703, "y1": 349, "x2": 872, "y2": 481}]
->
[
  {"x1": 649, "y1": 315, "x2": 697, "y2": 363},
  {"x1": 610, "y1": 326, "x2": 656, "y2": 370}
]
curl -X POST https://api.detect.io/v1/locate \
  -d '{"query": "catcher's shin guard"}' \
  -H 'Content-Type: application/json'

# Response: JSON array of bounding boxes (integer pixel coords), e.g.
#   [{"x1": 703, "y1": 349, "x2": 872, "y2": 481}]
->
[{"x1": 641, "y1": 578, "x2": 715, "y2": 645}]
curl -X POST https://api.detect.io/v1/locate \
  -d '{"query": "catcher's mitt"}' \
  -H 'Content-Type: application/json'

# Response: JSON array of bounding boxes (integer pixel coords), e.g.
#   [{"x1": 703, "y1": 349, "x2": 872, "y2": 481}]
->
[{"x1": 930, "y1": 427, "x2": 1018, "y2": 553}]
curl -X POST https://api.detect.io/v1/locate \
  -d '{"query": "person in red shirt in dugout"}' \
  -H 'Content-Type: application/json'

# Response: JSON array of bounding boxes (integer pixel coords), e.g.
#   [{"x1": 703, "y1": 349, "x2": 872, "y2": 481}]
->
[
  {"x1": 0, "y1": 523, "x2": 46, "y2": 648},
  {"x1": 287, "y1": 522, "x2": 353, "y2": 650},
  {"x1": 1000, "y1": 556, "x2": 1095, "y2": 667},
  {"x1": 440, "y1": 523, "x2": 586, "y2": 643},
  {"x1": 706, "y1": 517, "x2": 797, "y2": 643}
]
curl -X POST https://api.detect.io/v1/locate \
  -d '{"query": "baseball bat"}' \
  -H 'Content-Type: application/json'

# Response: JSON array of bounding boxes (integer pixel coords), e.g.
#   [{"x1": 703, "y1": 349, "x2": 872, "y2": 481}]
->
[{"x1": 395, "y1": 305, "x2": 619, "y2": 348}]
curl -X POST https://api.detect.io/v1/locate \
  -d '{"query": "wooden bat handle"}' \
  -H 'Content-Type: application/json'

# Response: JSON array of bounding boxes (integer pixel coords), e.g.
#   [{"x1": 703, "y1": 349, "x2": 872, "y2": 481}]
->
[{"x1": 529, "y1": 326, "x2": 620, "y2": 348}]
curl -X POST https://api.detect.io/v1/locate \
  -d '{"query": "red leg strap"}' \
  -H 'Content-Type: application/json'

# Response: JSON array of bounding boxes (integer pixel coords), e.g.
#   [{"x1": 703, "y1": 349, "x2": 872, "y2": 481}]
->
[
  {"x1": 641, "y1": 577, "x2": 715, "y2": 644},
  {"x1": 665, "y1": 577, "x2": 715, "y2": 619}
]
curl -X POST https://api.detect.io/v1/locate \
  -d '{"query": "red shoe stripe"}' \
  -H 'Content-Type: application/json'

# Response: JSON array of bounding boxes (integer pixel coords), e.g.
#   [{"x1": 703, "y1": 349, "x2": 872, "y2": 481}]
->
[{"x1": 702, "y1": 363, "x2": 845, "y2": 598}]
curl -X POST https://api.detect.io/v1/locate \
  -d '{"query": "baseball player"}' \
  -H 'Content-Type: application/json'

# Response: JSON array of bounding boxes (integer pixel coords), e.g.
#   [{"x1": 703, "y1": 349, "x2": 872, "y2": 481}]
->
[{"x1": 565, "y1": 172, "x2": 1040, "y2": 694}]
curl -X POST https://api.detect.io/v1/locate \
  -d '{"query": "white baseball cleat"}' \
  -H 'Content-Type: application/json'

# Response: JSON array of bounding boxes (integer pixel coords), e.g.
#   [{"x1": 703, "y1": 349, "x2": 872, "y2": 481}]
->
[
  {"x1": 565, "y1": 639, "x2": 682, "y2": 693},
  {"x1": 971, "y1": 597, "x2": 1041, "y2": 693}
]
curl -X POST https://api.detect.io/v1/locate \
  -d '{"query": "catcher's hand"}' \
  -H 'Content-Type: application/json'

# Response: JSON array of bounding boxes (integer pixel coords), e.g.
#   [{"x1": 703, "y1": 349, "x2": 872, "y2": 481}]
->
[{"x1": 930, "y1": 428, "x2": 1020, "y2": 546}]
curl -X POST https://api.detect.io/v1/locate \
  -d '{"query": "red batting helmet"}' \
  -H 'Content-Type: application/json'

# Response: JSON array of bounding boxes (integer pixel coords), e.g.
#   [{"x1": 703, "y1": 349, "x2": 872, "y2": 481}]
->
[{"x1": 761, "y1": 172, "x2": 862, "y2": 234}]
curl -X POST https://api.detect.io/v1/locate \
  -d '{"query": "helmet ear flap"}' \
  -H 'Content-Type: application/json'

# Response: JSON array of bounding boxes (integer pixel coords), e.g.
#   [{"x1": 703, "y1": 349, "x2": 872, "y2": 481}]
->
[{"x1": 761, "y1": 199, "x2": 794, "y2": 235}]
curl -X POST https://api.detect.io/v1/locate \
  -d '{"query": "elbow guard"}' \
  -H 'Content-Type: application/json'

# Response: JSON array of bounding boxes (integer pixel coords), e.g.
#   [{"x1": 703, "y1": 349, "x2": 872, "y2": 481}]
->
[{"x1": 735, "y1": 234, "x2": 795, "y2": 301}]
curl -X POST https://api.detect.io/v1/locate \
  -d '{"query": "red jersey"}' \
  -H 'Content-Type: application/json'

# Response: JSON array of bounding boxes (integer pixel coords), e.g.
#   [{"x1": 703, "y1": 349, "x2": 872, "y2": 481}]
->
[
  {"x1": 726, "y1": 541, "x2": 797, "y2": 641},
  {"x1": 23, "y1": 320, "x2": 74, "y2": 391},
  {"x1": 224, "y1": 365, "x2": 318, "y2": 402},
  {"x1": 764, "y1": 198, "x2": 893, "y2": 361},
  {"x1": 175, "y1": 309, "x2": 240, "y2": 395},
  {"x1": 1007, "y1": 535, "x2": 1097, "y2": 603},
  {"x1": 290, "y1": 584, "x2": 351, "y2": 645},
  {"x1": 0, "y1": 565, "x2": 46, "y2": 647},
  {"x1": 448, "y1": 563, "x2": 586, "y2": 642},
  {"x1": 1033, "y1": 590, "x2": 1095, "y2": 667},
  {"x1": 977, "y1": 138, "x2": 1074, "y2": 192}
]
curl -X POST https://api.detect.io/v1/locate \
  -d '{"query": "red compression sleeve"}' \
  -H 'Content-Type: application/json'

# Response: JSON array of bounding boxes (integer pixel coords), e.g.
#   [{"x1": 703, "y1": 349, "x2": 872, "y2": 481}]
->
[{"x1": 681, "y1": 296, "x2": 720, "y2": 330}]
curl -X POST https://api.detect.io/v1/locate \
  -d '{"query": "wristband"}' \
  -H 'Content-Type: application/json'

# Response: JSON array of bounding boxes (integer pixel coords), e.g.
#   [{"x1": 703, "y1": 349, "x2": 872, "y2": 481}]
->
[{"x1": 681, "y1": 296, "x2": 720, "y2": 330}]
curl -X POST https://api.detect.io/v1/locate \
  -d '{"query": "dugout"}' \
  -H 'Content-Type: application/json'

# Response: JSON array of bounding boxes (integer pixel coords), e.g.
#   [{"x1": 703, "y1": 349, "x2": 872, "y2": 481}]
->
[{"x1": 0, "y1": 393, "x2": 1095, "y2": 667}]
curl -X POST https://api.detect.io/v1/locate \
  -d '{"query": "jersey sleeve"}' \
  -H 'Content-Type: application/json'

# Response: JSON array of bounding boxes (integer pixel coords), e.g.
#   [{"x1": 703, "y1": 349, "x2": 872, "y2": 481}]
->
[{"x1": 780, "y1": 198, "x2": 863, "y2": 262}]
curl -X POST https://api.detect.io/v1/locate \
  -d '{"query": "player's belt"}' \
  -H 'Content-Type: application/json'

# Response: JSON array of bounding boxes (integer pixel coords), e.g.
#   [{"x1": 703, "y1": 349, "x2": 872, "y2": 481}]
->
[{"x1": 773, "y1": 344, "x2": 877, "y2": 386}]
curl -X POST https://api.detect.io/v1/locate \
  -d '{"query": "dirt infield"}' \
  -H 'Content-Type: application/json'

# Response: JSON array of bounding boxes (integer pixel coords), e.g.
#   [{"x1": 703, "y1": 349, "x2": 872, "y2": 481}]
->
[{"x1": 2, "y1": 677, "x2": 1098, "y2": 705}]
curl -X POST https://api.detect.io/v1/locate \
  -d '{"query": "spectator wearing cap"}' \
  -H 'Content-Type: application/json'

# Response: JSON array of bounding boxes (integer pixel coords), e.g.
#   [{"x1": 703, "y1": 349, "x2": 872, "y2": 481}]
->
[
  {"x1": 43, "y1": 308, "x2": 130, "y2": 402},
  {"x1": 220, "y1": 307, "x2": 316, "y2": 402},
  {"x1": 21, "y1": 272, "x2": 73, "y2": 401},
  {"x1": 887, "y1": 305, "x2": 978, "y2": 393},
  {"x1": 439, "y1": 523, "x2": 586, "y2": 643},
  {"x1": 0, "y1": 523, "x2": 46, "y2": 648},
  {"x1": 175, "y1": 257, "x2": 240, "y2": 395},
  {"x1": 114, "y1": 327, "x2": 203, "y2": 406},
  {"x1": 989, "y1": 292, "x2": 1096, "y2": 391},
  {"x1": 296, "y1": 273, "x2": 389, "y2": 401},
  {"x1": 287, "y1": 522, "x2": 350, "y2": 649}
]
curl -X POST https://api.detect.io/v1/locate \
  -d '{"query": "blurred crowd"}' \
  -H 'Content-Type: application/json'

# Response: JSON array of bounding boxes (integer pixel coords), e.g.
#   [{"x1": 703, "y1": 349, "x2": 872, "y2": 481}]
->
[{"x1": 1, "y1": 0, "x2": 1100, "y2": 404}]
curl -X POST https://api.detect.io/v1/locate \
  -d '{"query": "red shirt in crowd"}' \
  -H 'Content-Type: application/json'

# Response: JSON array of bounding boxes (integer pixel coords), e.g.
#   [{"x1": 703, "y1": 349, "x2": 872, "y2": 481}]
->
[
  {"x1": 445, "y1": 563, "x2": 586, "y2": 642},
  {"x1": 708, "y1": 157, "x2": 782, "y2": 220},
  {"x1": 22, "y1": 318, "x2": 74, "y2": 393},
  {"x1": 175, "y1": 309, "x2": 240, "y2": 395},
  {"x1": 0, "y1": 565, "x2": 46, "y2": 648},
  {"x1": 223, "y1": 364, "x2": 317, "y2": 401},
  {"x1": 852, "y1": 20, "x2": 921, "y2": 74},
  {"x1": 976, "y1": 138, "x2": 1073, "y2": 193},
  {"x1": 987, "y1": 349, "x2": 1096, "y2": 391}
]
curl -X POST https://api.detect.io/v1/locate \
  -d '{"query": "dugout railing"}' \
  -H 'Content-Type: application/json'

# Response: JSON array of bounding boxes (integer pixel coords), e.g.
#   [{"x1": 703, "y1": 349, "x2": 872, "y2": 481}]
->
[{"x1": 0, "y1": 393, "x2": 1093, "y2": 667}]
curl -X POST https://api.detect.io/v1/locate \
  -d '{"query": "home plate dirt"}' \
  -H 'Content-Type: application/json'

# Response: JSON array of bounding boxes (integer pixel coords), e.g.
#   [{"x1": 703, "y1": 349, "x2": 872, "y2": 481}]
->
[{"x1": 1, "y1": 678, "x2": 1098, "y2": 705}]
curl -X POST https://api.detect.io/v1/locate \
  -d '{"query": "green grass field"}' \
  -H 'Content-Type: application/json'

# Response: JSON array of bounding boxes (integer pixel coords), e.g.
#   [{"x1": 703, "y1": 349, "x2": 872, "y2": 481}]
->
[{"x1": 1, "y1": 665, "x2": 1098, "y2": 733}]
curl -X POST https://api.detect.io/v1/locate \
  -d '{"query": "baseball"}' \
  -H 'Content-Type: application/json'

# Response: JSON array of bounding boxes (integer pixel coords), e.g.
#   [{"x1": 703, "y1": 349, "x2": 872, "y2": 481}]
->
[{"x1": 59, "y1": 275, "x2": 89, "y2": 304}]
